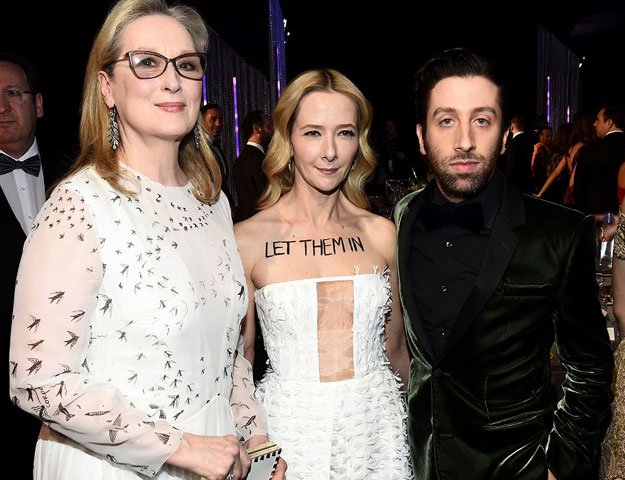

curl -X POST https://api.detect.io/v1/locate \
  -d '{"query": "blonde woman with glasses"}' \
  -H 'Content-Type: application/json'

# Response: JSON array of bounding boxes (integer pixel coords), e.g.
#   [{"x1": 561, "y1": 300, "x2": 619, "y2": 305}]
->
[{"x1": 8, "y1": 1, "x2": 285, "y2": 479}]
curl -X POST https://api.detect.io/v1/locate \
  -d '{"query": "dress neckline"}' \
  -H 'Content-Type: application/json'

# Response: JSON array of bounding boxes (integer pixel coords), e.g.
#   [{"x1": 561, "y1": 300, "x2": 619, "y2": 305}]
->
[
  {"x1": 255, "y1": 271, "x2": 387, "y2": 295},
  {"x1": 121, "y1": 163, "x2": 191, "y2": 191}
]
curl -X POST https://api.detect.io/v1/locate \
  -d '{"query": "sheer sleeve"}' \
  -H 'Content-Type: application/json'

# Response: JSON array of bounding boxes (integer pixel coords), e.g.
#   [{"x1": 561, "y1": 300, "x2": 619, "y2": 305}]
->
[
  {"x1": 230, "y1": 333, "x2": 268, "y2": 441},
  {"x1": 9, "y1": 187, "x2": 182, "y2": 477}
]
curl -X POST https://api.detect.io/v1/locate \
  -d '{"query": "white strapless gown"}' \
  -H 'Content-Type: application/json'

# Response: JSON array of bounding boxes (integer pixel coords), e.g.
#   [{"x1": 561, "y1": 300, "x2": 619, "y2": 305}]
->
[{"x1": 254, "y1": 272, "x2": 413, "y2": 479}]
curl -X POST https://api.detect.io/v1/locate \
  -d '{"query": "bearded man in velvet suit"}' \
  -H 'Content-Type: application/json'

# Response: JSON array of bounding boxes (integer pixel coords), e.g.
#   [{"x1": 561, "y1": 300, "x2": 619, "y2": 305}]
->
[
  {"x1": 393, "y1": 48, "x2": 614, "y2": 480},
  {"x1": 1, "y1": 52, "x2": 68, "y2": 479}
]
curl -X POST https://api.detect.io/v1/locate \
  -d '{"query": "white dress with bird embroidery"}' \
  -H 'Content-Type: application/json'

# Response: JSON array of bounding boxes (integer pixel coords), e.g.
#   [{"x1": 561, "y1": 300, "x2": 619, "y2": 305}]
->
[
  {"x1": 254, "y1": 272, "x2": 413, "y2": 479},
  {"x1": 9, "y1": 166, "x2": 265, "y2": 479}
]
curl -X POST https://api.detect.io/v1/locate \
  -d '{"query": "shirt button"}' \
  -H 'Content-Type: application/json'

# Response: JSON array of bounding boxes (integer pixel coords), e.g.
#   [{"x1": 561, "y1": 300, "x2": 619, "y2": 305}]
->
[
  {"x1": 445, "y1": 241, "x2": 453, "y2": 248},
  {"x1": 21, "y1": 186, "x2": 26, "y2": 191},
  {"x1": 441, "y1": 285, "x2": 447, "y2": 292},
  {"x1": 440, "y1": 328, "x2": 448, "y2": 336}
]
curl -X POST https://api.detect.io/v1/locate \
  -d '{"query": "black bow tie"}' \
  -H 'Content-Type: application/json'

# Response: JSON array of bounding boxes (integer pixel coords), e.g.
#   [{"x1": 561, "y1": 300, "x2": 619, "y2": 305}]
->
[
  {"x1": 212, "y1": 138, "x2": 221, "y2": 148},
  {"x1": 419, "y1": 200, "x2": 484, "y2": 233},
  {"x1": 0, "y1": 153, "x2": 41, "y2": 176}
]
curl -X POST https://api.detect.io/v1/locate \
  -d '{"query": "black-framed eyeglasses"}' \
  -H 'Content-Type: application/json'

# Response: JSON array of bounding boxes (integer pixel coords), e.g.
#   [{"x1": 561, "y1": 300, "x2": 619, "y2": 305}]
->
[
  {"x1": 106, "y1": 50, "x2": 207, "y2": 81},
  {"x1": 0, "y1": 88, "x2": 36, "y2": 104}
]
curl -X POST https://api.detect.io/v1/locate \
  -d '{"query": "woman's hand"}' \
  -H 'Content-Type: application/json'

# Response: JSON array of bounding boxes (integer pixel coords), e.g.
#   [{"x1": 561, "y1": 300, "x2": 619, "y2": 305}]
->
[
  {"x1": 244, "y1": 434, "x2": 271, "y2": 451},
  {"x1": 267, "y1": 457, "x2": 287, "y2": 479},
  {"x1": 167, "y1": 432, "x2": 251, "y2": 480},
  {"x1": 600, "y1": 212, "x2": 619, "y2": 242},
  {"x1": 243, "y1": 435, "x2": 287, "y2": 480}
]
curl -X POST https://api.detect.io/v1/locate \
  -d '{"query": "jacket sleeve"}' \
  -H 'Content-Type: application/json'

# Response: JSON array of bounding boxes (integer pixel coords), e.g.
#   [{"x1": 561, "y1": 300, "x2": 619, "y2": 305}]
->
[{"x1": 546, "y1": 214, "x2": 614, "y2": 479}]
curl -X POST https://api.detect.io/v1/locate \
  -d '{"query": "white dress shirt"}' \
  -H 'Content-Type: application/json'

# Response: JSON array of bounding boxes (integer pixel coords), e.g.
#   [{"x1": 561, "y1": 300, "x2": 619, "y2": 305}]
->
[
  {"x1": 0, "y1": 140, "x2": 45, "y2": 234},
  {"x1": 247, "y1": 141, "x2": 265, "y2": 154}
]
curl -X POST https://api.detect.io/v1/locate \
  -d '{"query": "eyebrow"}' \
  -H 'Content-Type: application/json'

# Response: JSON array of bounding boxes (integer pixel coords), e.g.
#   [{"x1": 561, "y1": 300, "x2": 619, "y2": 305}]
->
[
  {"x1": 431, "y1": 106, "x2": 498, "y2": 116},
  {"x1": 297, "y1": 123, "x2": 356, "y2": 130}
]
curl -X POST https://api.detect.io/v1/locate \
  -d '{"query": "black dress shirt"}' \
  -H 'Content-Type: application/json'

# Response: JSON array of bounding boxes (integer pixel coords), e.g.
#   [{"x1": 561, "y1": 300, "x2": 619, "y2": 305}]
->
[{"x1": 409, "y1": 171, "x2": 504, "y2": 359}]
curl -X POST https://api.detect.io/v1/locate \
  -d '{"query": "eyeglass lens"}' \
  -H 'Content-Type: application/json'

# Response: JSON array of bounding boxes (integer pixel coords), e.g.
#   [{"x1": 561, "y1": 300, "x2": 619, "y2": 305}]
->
[
  {"x1": 0, "y1": 89, "x2": 34, "y2": 103},
  {"x1": 129, "y1": 51, "x2": 206, "y2": 80}
]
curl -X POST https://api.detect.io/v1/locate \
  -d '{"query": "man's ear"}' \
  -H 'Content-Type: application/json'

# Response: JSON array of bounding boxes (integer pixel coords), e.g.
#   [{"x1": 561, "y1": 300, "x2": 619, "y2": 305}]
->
[
  {"x1": 35, "y1": 92, "x2": 44, "y2": 119},
  {"x1": 501, "y1": 129, "x2": 508, "y2": 155},
  {"x1": 416, "y1": 124, "x2": 427, "y2": 156}
]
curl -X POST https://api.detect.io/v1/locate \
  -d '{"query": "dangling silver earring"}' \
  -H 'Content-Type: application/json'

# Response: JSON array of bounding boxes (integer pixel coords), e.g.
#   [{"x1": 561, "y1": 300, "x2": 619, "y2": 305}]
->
[
  {"x1": 350, "y1": 161, "x2": 356, "y2": 172},
  {"x1": 287, "y1": 158, "x2": 293, "y2": 174},
  {"x1": 194, "y1": 124, "x2": 201, "y2": 149},
  {"x1": 107, "y1": 106, "x2": 120, "y2": 150}
]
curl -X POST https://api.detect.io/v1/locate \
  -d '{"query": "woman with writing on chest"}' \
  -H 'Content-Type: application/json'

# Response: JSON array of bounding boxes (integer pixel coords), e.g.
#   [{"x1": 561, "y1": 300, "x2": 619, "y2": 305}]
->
[{"x1": 234, "y1": 68, "x2": 413, "y2": 479}]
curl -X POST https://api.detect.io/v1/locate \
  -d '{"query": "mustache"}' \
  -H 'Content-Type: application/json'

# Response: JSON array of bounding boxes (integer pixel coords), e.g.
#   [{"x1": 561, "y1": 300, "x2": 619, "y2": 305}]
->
[{"x1": 448, "y1": 152, "x2": 484, "y2": 162}]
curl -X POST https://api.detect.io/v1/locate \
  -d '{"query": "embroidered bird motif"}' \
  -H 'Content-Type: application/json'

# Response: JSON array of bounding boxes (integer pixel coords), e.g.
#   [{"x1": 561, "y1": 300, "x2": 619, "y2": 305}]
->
[
  {"x1": 64, "y1": 331, "x2": 79, "y2": 349},
  {"x1": 48, "y1": 291, "x2": 65, "y2": 304},
  {"x1": 26, "y1": 358, "x2": 42, "y2": 375}
]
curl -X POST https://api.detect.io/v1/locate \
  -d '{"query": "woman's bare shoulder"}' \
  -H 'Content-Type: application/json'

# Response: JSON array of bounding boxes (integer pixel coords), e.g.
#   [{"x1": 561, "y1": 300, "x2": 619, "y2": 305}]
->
[
  {"x1": 235, "y1": 208, "x2": 276, "y2": 234},
  {"x1": 234, "y1": 209, "x2": 282, "y2": 268},
  {"x1": 357, "y1": 209, "x2": 397, "y2": 236},
  {"x1": 349, "y1": 208, "x2": 397, "y2": 260}
]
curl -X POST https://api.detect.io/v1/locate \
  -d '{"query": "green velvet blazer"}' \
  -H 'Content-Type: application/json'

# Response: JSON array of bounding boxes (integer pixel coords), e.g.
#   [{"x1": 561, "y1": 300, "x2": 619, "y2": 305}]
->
[{"x1": 393, "y1": 179, "x2": 614, "y2": 480}]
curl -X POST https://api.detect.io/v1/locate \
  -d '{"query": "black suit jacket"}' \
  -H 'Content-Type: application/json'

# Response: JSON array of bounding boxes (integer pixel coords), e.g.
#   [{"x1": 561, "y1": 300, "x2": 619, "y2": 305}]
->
[
  {"x1": 394, "y1": 177, "x2": 614, "y2": 479},
  {"x1": 504, "y1": 132, "x2": 535, "y2": 192},
  {"x1": 2, "y1": 144, "x2": 69, "y2": 479},
  {"x1": 233, "y1": 144, "x2": 266, "y2": 223},
  {"x1": 210, "y1": 140, "x2": 234, "y2": 207},
  {"x1": 574, "y1": 131, "x2": 625, "y2": 215}
]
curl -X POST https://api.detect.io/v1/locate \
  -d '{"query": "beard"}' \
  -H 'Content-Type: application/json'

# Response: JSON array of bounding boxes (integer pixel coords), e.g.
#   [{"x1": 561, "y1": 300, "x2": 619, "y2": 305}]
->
[{"x1": 424, "y1": 138, "x2": 501, "y2": 201}]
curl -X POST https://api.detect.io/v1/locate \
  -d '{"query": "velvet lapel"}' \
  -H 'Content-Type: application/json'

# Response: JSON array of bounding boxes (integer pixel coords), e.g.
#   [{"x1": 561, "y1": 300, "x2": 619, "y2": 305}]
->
[{"x1": 395, "y1": 186, "x2": 438, "y2": 363}]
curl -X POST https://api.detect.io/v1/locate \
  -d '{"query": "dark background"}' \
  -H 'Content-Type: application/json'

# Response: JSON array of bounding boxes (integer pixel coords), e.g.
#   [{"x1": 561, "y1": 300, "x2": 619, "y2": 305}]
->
[
  {"x1": 3, "y1": 2, "x2": 625, "y2": 156},
  {"x1": 278, "y1": 3, "x2": 625, "y2": 143}
]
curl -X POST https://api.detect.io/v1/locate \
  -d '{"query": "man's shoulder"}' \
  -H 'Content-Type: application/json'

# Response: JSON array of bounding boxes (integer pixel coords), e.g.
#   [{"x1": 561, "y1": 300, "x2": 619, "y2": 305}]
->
[
  {"x1": 523, "y1": 194, "x2": 582, "y2": 215},
  {"x1": 604, "y1": 131, "x2": 625, "y2": 153},
  {"x1": 392, "y1": 188, "x2": 423, "y2": 225},
  {"x1": 235, "y1": 146, "x2": 263, "y2": 164},
  {"x1": 522, "y1": 194, "x2": 588, "y2": 231}
]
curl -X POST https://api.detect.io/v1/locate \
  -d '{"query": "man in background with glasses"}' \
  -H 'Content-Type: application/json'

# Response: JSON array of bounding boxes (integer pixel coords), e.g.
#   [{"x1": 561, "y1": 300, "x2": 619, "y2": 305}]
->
[
  {"x1": 0, "y1": 51, "x2": 68, "y2": 479},
  {"x1": 202, "y1": 102, "x2": 236, "y2": 209}
]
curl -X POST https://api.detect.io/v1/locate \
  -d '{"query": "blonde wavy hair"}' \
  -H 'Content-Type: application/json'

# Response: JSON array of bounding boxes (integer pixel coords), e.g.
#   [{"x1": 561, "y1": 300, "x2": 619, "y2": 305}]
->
[
  {"x1": 61, "y1": 0, "x2": 221, "y2": 203},
  {"x1": 258, "y1": 68, "x2": 376, "y2": 210}
]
